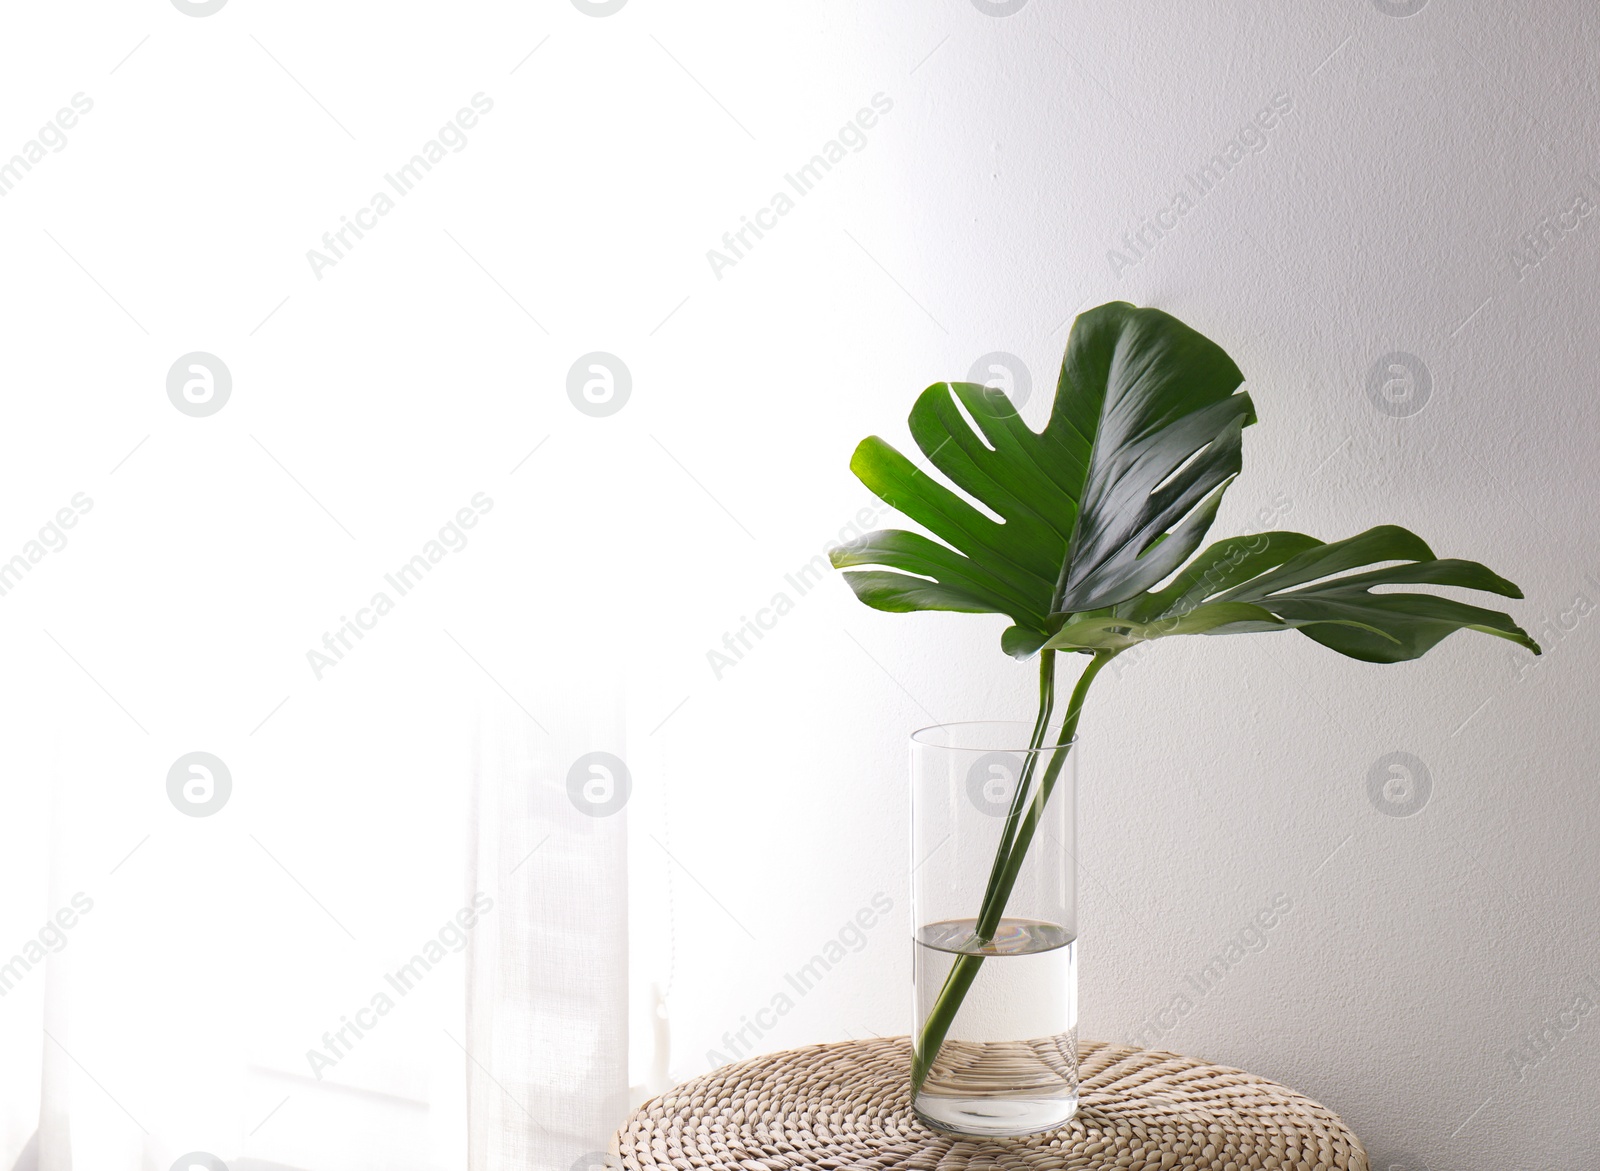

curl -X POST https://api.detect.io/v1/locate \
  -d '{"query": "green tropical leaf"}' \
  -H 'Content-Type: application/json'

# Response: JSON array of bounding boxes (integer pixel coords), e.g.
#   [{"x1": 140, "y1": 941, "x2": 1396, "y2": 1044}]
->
[
  {"x1": 831, "y1": 302, "x2": 1253, "y2": 644},
  {"x1": 1043, "y1": 524, "x2": 1541, "y2": 662}
]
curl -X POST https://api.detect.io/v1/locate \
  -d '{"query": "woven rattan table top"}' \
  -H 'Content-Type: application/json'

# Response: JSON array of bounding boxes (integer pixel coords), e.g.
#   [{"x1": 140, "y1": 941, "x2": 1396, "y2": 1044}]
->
[{"x1": 615, "y1": 1037, "x2": 1367, "y2": 1171}]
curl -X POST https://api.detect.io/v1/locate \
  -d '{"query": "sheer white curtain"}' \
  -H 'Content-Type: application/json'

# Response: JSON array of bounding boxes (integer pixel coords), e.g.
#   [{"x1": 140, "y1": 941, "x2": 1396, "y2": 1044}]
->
[
  {"x1": 2, "y1": 686, "x2": 471, "y2": 1170},
  {"x1": 3, "y1": 649, "x2": 633, "y2": 1171},
  {"x1": 1, "y1": 1, "x2": 897, "y2": 1166},
  {"x1": 466, "y1": 690, "x2": 629, "y2": 1171}
]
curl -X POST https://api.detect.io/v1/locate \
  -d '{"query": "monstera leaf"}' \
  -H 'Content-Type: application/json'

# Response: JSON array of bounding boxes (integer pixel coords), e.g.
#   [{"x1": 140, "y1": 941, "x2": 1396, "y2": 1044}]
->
[
  {"x1": 1046, "y1": 525, "x2": 1539, "y2": 662},
  {"x1": 832, "y1": 302, "x2": 1253, "y2": 656},
  {"x1": 832, "y1": 301, "x2": 1539, "y2": 664}
]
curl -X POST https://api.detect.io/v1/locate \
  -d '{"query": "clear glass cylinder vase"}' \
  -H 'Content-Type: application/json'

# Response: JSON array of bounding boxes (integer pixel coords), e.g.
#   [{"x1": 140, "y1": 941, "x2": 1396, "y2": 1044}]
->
[{"x1": 910, "y1": 721, "x2": 1078, "y2": 1137}]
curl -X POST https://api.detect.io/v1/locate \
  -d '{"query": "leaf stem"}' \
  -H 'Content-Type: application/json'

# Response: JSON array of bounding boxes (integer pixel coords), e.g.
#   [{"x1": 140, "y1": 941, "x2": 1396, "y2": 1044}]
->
[
  {"x1": 912, "y1": 649, "x2": 1115, "y2": 1092},
  {"x1": 973, "y1": 651, "x2": 1056, "y2": 933}
]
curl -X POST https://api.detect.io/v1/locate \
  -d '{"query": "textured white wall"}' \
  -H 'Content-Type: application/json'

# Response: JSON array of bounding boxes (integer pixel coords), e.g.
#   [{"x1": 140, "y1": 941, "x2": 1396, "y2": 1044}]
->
[{"x1": 623, "y1": 4, "x2": 1600, "y2": 1170}]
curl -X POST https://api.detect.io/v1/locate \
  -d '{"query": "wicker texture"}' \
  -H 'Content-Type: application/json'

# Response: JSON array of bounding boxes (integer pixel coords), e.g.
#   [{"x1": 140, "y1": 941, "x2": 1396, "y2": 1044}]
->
[{"x1": 616, "y1": 1038, "x2": 1367, "y2": 1171}]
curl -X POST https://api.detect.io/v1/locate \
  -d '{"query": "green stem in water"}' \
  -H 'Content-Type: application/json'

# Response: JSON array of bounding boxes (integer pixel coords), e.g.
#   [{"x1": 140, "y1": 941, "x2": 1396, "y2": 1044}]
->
[
  {"x1": 912, "y1": 649, "x2": 1115, "y2": 1091},
  {"x1": 911, "y1": 653, "x2": 1054, "y2": 1079}
]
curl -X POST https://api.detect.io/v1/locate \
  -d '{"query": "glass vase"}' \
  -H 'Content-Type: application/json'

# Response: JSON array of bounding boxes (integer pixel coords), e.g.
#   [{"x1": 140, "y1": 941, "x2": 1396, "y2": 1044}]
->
[{"x1": 910, "y1": 721, "x2": 1078, "y2": 1137}]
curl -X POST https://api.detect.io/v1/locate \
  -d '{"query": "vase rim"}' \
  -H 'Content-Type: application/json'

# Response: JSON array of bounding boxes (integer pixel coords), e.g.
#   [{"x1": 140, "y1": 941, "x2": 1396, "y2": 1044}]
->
[{"x1": 910, "y1": 720, "x2": 1079, "y2": 753}]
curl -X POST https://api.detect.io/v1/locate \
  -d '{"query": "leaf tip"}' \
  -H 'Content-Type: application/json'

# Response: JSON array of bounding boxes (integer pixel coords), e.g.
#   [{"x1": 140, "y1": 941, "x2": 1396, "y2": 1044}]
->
[
  {"x1": 1000, "y1": 625, "x2": 1049, "y2": 660},
  {"x1": 846, "y1": 435, "x2": 882, "y2": 474}
]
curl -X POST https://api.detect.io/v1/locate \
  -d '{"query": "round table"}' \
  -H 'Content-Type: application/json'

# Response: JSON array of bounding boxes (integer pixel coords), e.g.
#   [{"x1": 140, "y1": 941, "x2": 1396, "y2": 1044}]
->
[{"x1": 615, "y1": 1037, "x2": 1367, "y2": 1171}]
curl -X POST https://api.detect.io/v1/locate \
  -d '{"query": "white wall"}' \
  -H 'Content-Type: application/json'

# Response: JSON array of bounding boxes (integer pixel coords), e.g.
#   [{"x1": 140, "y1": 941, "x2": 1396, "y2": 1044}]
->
[
  {"x1": 617, "y1": 3, "x2": 1600, "y2": 1169},
  {"x1": 0, "y1": 2, "x2": 1593, "y2": 1170}
]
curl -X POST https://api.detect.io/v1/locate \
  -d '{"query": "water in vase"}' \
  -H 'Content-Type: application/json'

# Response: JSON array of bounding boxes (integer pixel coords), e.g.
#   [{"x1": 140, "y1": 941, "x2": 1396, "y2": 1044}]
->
[{"x1": 912, "y1": 917, "x2": 1078, "y2": 1136}]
